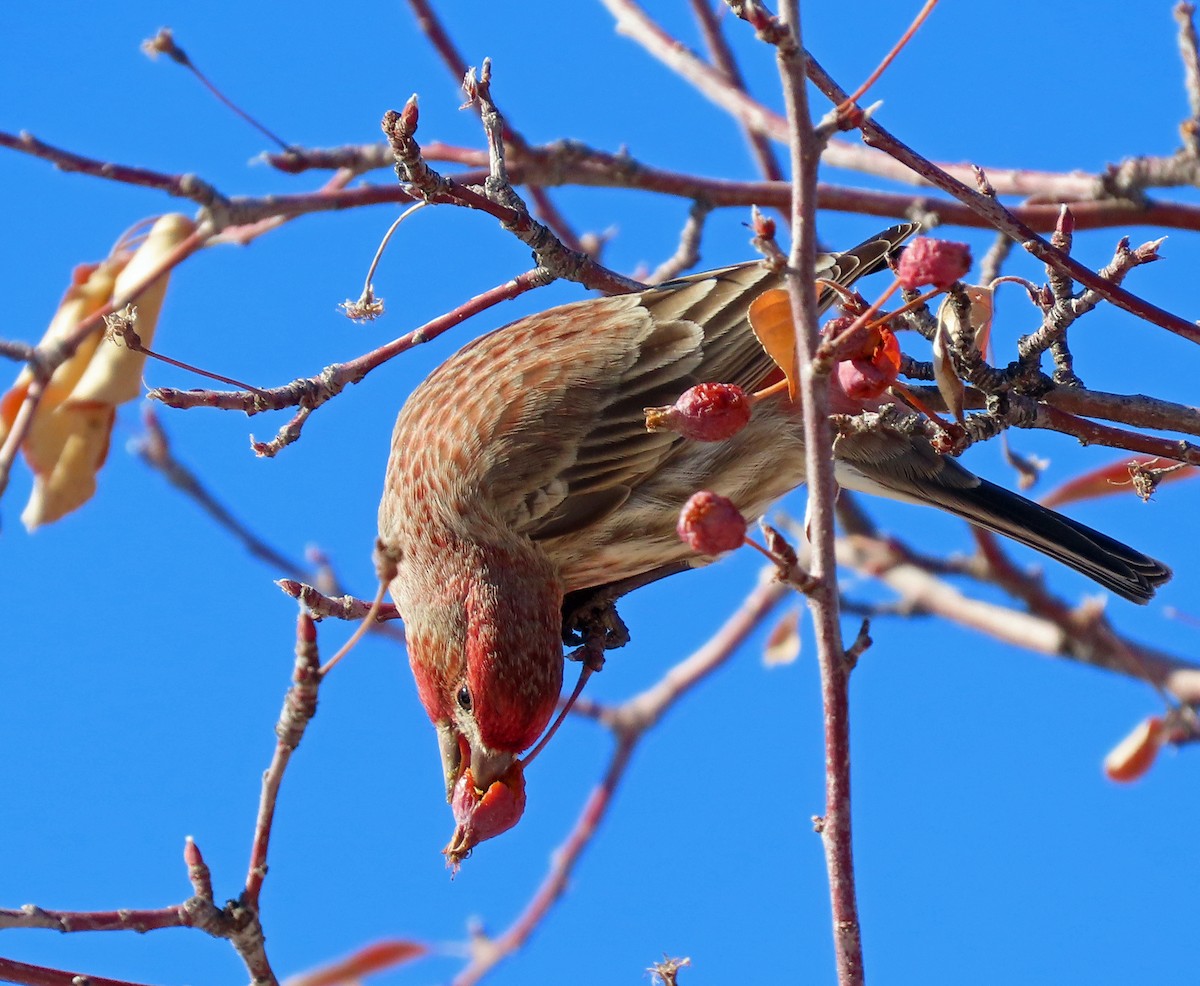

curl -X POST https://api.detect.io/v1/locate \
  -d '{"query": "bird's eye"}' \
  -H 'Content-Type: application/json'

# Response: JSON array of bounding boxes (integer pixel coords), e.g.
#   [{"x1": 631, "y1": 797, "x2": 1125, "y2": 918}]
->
[{"x1": 456, "y1": 684, "x2": 472, "y2": 712}]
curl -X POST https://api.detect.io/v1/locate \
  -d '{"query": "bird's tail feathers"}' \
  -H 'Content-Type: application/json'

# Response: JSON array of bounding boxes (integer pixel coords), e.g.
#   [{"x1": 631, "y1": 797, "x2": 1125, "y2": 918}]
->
[{"x1": 929, "y1": 478, "x2": 1170, "y2": 604}]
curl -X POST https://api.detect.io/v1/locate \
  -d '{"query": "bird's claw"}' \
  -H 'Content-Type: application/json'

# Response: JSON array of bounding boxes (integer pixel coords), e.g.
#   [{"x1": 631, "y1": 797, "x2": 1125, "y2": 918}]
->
[
  {"x1": 566, "y1": 629, "x2": 608, "y2": 672},
  {"x1": 561, "y1": 593, "x2": 630, "y2": 652}
]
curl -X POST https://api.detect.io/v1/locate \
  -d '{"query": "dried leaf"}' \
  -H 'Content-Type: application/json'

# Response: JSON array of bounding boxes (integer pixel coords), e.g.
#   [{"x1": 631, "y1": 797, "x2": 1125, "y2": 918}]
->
[
  {"x1": 930, "y1": 315, "x2": 965, "y2": 422},
  {"x1": 21, "y1": 400, "x2": 116, "y2": 527},
  {"x1": 1, "y1": 213, "x2": 197, "y2": 529},
  {"x1": 747, "y1": 288, "x2": 798, "y2": 399},
  {"x1": 0, "y1": 261, "x2": 124, "y2": 437},
  {"x1": 932, "y1": 284, "x2": 994, "y2": 421},
  {"x1": 74, "y1": 213, "x2": 194, "y2": 405},
  {"x1": 763, "y1": 607, "x2": 801, "y2": 666},
  {"x1": 1040, "y1": 456, "x2": 1197, "y2": 509},
  {"x1": 937, "y1": 283, "x2": 995, "y2": 354}
]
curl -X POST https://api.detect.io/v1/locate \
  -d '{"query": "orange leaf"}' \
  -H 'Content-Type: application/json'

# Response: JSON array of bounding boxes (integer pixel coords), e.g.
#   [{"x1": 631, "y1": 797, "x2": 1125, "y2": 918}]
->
[
  {"x1": 747, "y1": 288, "x2": 798, "y2": 399},
  {"x1": 0, "y1": 381, "x2": 31, "y2": 430},
  {"x1": 873, "y1": 325, "x2": 901, "y2": 374},
  {"x1": 763, "y1": 607, "x2": 801, "y2": 666},
  {"x1": 1103, "y1": 717, "x2": 1164, "y2": 783},
  {"x1": 284, "y1": 940, "x2": 428, "y2": 986}
]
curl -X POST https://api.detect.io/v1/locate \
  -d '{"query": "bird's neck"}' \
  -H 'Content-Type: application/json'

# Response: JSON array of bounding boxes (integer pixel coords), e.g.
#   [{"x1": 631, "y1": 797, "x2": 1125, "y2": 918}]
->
[
  {"x1": 461, "y1": 538, "x2": 565, "y2": 753},
  {"x1": 402, "y1": 528, "x2": 566, "y2": 755}
]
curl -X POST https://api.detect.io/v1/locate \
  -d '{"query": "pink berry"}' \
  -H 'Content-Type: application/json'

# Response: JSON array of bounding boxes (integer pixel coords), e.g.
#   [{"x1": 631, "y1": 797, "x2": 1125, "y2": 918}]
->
[
  {"x1": 645, "y1": 382, "x2": 752, "y2": 441},
  {"x1": 896, "y1": 238, "x2": 972, "y2": 290},
  {"x1": 677, "y1": 491, "x2": 747, "y2": 554},
  {"x1": 835, "y1": 325, "x2": 901, "y2": 399},
  {"x1": 838, "y1": 357, "x2": 892, "y2": 400}
]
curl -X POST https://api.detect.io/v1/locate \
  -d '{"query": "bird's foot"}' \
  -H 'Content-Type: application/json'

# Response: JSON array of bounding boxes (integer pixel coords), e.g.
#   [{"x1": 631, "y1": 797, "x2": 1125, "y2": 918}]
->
[
  {"x1": 561, "y1": 590, "x2": 630, "y2": 653},
  {"x1": 566, "y1": 630, "x2": 608, "y2": 673}
]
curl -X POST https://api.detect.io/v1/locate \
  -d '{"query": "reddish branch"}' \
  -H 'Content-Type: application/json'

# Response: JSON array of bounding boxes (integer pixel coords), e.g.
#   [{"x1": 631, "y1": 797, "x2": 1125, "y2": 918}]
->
[
  {"x1": 759, "y1": 2, "x2": 866, "y2": 981},
  {"x1": 267, "y1": 136, "x2": 1200, "y2": 232},
  {"x1": 0, "y1": 957, "x2": 158, "y2": 986},
  {"x1": 0, "y1": 131, "x2": 226, "y2": 205},
  {"x1": 245, "y1": 612, "x2": 321, "y2": 908}
]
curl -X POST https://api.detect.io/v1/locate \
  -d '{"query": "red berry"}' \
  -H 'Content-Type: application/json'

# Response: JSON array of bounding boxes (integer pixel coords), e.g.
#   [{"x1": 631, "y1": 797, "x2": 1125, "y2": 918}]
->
[
  {"x1": 896, "y1": 238, "x2": 972, "y2": 290},
  {"x1": 677, "y1": 491, "x2": 747, "y2": 554},
  {"x1": 445, "y1": 762, "x2": 528, "y2": 870},
  {"x1": 645, "y1": 382, "x2": 751, "y2": 441}
]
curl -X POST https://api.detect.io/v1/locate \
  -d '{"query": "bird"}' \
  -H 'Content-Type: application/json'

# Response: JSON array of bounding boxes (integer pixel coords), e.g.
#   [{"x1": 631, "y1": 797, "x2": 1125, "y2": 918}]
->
[{"x1": 377, "y1": 223, "x2": 1171, "y2": 862}]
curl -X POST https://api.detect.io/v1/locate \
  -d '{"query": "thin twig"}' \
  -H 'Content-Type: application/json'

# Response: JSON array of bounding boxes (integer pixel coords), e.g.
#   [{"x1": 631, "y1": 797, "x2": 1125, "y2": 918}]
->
[
  {"x1": 149, "y1": 268, "x2": 555, "y2": 452},
  {"x1": 0, "y1": 956, "x2": 157, "y2": 986},
  {"x1": 143, "y1": 28, "x2": 292, "y2": 150},
  {"x1": 244, "y1": 611, "x2": 322, "y2": 909},
  {"x1": 767, "y1": 2, "x2": 864, "y2": 981},
  {"x1": 381, "y1": 93, "x2": 640, "y2": 295},
  {"x1": 647, "y1": 200, "x2": 712, "y2": 282}
]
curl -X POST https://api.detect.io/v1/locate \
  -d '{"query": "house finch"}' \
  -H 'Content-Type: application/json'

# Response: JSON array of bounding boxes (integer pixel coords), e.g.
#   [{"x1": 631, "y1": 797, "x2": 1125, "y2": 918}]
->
[{"x1": 378, "y1": 223, "x2": 1171, "y2": 862}]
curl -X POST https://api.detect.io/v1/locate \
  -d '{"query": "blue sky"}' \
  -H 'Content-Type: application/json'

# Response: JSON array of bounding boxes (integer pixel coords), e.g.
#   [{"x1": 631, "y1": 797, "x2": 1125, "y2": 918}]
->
[{"x1": 2, "y1": 2, "x2": 1197, "y2": 985}]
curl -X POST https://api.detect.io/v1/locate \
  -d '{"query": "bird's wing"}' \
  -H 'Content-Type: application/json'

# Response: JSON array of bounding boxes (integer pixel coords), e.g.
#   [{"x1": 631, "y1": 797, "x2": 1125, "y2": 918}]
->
[{"x1": 472, "y1": 223, "x2": 918, "y2": 542}]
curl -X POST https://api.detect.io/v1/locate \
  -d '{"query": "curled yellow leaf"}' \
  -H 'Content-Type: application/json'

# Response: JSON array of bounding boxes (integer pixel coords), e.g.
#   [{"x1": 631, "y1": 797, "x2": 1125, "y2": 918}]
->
[
  {"x1": 74, "y1": 213, "x2": 194, "y2": 405},
  {"x1": 930, "y1": 314, "x2": 965, "y2": 422},
  {"x1": 2, "y1": 213, "x2": 196, "y2": 530}
]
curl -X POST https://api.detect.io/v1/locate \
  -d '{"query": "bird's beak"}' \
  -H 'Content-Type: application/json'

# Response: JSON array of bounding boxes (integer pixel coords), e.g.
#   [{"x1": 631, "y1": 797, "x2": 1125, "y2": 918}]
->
[
  {"x1": 436, "y1": 721, "x2": 518, "y2": 801},
  {"x1": 436, "y1": 721, "x2": 464, "y2": 802}
]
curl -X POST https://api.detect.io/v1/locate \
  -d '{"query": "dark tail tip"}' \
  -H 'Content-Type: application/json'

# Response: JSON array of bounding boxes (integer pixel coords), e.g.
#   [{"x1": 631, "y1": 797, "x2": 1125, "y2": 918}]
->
[{"x1": 972, "y1": 479, "x2": 1171, "y2": 604}]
